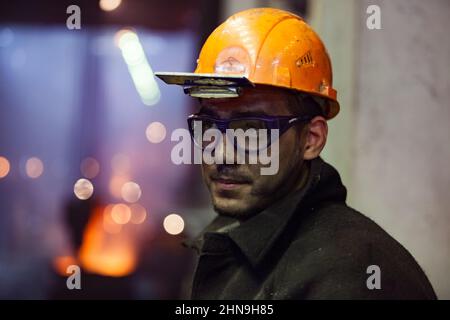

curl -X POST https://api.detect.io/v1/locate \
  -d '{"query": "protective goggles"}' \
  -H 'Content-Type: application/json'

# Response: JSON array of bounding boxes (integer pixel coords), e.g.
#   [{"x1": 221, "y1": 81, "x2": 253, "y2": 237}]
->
[{"x1": 187, "y1": 114, "x2": 312, "y2": 152}]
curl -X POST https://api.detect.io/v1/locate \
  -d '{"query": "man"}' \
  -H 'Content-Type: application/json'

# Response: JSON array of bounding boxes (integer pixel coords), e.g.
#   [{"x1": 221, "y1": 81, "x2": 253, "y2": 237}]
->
[{"x1": 156, "y1": 8, "x2": 436, "y2": 299}]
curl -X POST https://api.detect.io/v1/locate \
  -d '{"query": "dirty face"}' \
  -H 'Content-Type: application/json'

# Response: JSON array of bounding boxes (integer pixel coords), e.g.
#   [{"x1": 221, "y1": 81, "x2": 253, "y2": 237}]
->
[{"x1": 198, "y1": 87, "x2": 310, "y2": 219}]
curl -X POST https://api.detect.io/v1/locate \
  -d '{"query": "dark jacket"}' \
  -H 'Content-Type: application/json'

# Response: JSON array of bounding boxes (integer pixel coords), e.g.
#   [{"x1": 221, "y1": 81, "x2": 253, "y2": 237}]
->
[{"x1": 184, "y1": 157, "x2": 437, "y2": 299}]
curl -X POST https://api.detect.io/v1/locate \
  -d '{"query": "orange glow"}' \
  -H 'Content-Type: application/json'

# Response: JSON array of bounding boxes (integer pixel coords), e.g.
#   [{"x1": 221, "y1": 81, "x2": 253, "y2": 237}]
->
[
  {"x1": 103, "y1": 204, "x2": 122, "y2": 234},
  {"x1": 53, "y1": 255, "x2": 78, "y2": 276},
  {"x1": 0, "y1": 156, "x2": 10, "y2": 178},
  {"x1": 78, "y1": 206, "x2": 137, "y2": 277}
]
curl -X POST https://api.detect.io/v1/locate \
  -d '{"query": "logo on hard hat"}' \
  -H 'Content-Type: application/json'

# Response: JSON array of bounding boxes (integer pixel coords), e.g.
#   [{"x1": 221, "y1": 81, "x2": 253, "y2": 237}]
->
[{"x1": 214, "y1": 46, "x2": 251, "y2": 77}]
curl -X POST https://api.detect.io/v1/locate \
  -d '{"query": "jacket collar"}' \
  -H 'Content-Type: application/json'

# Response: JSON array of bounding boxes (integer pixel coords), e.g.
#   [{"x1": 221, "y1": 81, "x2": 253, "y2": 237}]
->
[{"x1": 184, "y1": 157, "x2": 347, "y2": 268}]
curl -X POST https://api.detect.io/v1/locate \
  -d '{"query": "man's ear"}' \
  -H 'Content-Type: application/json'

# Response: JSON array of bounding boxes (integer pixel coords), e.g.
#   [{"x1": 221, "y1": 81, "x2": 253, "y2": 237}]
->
[{"x1": 303, "y1": 116, "x2": 328, "y2": 160}]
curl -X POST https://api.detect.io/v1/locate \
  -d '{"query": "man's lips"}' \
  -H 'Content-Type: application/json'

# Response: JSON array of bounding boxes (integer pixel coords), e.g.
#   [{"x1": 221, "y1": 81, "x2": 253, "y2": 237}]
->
[{"x1": 211, "y1": 176, "x2": 251, "y2": 190}]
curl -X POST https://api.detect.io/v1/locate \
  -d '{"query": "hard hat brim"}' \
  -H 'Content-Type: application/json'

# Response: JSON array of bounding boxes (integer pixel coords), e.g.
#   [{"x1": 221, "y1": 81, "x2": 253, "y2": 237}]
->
[
  {"x1": 154, "y1": 72, "x2": 339, "y2": 119},
  {"x1": 154, "y1": 72, "x2": 254, "y2": 88}
]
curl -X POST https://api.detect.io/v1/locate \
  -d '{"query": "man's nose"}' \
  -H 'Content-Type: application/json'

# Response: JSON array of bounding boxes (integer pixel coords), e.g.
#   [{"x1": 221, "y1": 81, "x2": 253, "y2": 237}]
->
[{"x1": 214, "y1": 133, "x2": 236, "y2": 164}]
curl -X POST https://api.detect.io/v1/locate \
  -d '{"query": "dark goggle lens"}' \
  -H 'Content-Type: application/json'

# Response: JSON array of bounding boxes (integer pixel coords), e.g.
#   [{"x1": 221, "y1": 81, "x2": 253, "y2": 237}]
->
[{"x1": 189, "y1": 118, "x2": 274, "y2": 151}]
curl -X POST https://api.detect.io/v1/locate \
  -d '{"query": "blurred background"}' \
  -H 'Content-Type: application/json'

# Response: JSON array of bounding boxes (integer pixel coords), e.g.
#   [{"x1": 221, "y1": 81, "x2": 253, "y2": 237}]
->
[{"x1": 0, "y1": 0, "x2": 449, "y2": 299}]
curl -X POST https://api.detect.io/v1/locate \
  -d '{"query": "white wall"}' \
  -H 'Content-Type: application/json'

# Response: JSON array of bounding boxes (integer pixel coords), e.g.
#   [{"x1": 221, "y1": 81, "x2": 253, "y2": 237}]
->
[{"x1": 310, "y1": 0, "x2": 450, "y2": 299}]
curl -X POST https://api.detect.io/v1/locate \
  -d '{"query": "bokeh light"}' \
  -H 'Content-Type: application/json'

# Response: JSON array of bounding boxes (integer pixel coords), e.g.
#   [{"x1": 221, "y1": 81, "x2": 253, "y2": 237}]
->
[
  {"x1": 25, "y1": 157, "x2": 44, "y2": 178},
  {"x1": 163, "y1": 213, "x2": 185, "y2": 235},
  {"x1": 121, "y1": 181, "x2": 142, "y2": 203},
  {"x1": 0, "y1": 156, "x2": 10, "y2": 178},
  {"x1": 80, "y1": 157, "x2": 100, "y2": 179},
  {"x1": 109, "y1": 175, "x2": 129, "y2": 199},
  {"x1": 115, "y1": 29, "x2": 161, "y2": 106},
  {"x1": 99, "y1": 0, "x2": 122, "y2": 12},
  {"x1": 129, "y1": 203, "x2": 147, "y2": 224},
  {"x1": 117, "y1": 31, "x2": 144, "y2": 65},
  {"x1": 73, "y1": 178, "x2": 94, "y2": 200},
  {"x1": 103, "y1": 205, "x2": 122, "y2": 234},
  {"x1": 145, "y1": 121, "x2": 166, "y2": 143},
  {"x1": 114, "y1": 28, "x2": 133, "y2": 48},
  {"x1": 111, "y1": 203, "x2": 131, "y2": 225}
]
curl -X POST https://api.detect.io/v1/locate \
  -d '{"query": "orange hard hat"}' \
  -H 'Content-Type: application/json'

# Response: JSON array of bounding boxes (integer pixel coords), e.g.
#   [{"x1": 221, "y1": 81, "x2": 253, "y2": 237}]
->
[{"x1": 156, "y1": 7, "x2": 339, "y2": 119}]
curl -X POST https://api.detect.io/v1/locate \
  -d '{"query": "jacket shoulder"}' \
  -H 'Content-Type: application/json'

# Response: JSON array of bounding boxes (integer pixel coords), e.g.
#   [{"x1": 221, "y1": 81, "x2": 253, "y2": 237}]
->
[{"x1": 273, "y1": 203, "x2": 436, "y2": 299}]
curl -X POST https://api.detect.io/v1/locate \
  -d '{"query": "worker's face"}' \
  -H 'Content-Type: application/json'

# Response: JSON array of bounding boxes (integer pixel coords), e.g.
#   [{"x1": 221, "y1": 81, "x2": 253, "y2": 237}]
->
[{"x1": 198, "y1": 87, "x2": 308, "y2": 219}]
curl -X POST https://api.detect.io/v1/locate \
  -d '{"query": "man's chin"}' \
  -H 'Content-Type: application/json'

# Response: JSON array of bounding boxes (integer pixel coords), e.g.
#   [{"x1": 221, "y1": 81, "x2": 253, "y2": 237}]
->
[{"x1": 212, "y1": 196, "x2": 261, "y2": 219}]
